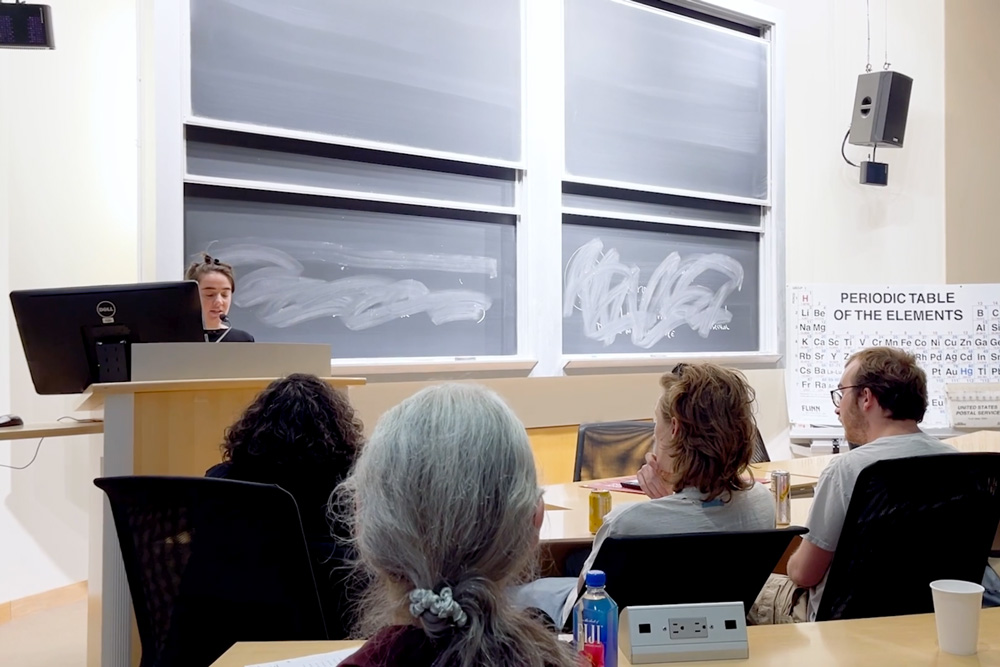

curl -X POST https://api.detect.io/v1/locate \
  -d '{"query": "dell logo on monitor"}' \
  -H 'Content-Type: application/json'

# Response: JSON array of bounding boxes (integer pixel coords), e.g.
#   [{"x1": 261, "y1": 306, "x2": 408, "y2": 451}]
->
[{"x1": 96, "y1": 301, "x2": 117, "y2": 320}]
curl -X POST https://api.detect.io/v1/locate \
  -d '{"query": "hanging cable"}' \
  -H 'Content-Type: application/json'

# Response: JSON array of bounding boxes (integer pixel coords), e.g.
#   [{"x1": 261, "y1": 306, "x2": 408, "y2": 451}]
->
[
  {"x1": 0, "y1": 439, "x2": 45, "y2": 470},
  {"x1": 883, "y1": 0, "x2": 891, "y2": 69},
  {"x1": 865, "y1": 0, "x2": 872, "y2": 72},
  {"x1": 841, "y1": 130, "x2": 860, "y2": 168}
]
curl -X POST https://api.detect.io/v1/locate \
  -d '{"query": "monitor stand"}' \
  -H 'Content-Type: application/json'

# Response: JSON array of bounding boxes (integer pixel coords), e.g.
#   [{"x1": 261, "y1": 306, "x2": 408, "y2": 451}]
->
[{"x1": 91, "y1": 331, "x2": 132, "y2": 384}]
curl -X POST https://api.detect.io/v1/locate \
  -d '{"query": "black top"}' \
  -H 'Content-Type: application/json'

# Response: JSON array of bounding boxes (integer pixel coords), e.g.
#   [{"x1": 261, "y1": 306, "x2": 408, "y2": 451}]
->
[{"x1": 203, "y1": 328, "x2": 255, "y2": 343}]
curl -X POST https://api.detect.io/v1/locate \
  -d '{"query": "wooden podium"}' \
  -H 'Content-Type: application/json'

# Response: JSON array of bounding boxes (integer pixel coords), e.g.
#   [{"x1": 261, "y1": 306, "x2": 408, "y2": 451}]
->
[{"x1": 81, "y1": 376, "x2": 365, "y2": 667}]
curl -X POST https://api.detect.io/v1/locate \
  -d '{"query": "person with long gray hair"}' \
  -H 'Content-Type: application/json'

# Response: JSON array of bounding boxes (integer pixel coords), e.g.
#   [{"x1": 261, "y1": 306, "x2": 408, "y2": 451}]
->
[{"x1": 335, "y1": 384, "x2": 576, "y2": 667}]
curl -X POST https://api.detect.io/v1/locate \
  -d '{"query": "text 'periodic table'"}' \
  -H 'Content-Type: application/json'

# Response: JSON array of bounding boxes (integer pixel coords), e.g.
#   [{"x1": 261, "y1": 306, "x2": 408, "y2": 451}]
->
[{"x1": 787, "y1": 284, "x2": 1000, "y2": 428}]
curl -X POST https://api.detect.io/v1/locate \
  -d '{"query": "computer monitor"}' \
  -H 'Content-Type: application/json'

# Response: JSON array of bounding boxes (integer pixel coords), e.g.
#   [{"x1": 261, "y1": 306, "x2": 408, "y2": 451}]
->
[{"x1": 10, "y1": 281, "x2": 205, "y2": 394}]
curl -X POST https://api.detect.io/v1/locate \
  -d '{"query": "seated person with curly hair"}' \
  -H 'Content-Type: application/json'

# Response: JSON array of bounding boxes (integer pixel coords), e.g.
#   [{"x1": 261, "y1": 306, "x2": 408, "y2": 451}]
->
[
  {"x1": 206, "y1": 373, "x2": 364, "y2": 637},
  {"x1": 516, "y1": 362, "x2": 775, "y2": 627}
]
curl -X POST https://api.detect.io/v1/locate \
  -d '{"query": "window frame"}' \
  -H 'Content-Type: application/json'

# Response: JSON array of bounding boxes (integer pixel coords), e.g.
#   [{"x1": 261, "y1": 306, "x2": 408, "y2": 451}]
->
[{"x1": 144, "y1": 0, "x2": 785, "y2": 375}]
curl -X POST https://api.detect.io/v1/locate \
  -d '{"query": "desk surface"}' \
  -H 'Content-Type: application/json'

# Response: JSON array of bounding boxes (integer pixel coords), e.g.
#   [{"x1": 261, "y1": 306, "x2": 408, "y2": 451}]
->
[
  {"x1": 540, "y1": 481, "x2": 811, "y2": 544},
  {"x1": 77, "y1": 376, "x2": 367, "y2": 411},
  {"x1": 751, "y1": 430, "x2": 1000, "y2": 483},
  {"x1": 211, "y1": 608, "x2": 1000, "y2": 666},
  {"x1": 0, "y1": 420, "x2": 103, "y2": 441}
]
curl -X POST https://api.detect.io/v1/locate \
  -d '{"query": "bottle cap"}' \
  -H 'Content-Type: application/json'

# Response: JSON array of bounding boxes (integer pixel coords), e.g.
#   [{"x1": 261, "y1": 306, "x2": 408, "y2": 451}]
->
[{"x1": 585, "y1": 570, "x2": 606, "y2": 587}]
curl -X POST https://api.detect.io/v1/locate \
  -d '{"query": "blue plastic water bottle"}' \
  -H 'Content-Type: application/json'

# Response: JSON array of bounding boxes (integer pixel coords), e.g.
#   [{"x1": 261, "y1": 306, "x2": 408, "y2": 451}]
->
[{"x1": 573, "y1": 570, "x2": 618, "y2": 667}]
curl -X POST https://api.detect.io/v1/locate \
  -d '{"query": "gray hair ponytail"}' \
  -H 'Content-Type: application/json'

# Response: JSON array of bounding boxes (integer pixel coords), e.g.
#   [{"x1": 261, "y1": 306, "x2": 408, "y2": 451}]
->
[{"x1": 336, "y1": 383, "x2": 575, "y2": 667}]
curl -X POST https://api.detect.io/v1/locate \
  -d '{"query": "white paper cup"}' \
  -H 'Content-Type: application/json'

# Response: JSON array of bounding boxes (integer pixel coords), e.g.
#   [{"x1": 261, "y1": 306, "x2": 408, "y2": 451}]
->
[{"x1": 930, "y1": 579, "x2": 984, "y2": 656}]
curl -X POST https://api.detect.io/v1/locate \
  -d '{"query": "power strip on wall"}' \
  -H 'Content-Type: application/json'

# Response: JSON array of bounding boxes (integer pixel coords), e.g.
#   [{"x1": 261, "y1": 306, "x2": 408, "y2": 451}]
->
[{"x1": 620, "y1": 602, "x2": 749, "y2": 664}]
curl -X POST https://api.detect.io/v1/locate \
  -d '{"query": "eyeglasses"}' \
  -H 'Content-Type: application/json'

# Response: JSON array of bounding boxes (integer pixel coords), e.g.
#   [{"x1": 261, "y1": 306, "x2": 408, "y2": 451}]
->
[
  {"x1": 830, "y1": 385, "x2": 865, "y2": 407},
  {"x1": 671, "y1": 363, "x2": 689, "y2": 376}
]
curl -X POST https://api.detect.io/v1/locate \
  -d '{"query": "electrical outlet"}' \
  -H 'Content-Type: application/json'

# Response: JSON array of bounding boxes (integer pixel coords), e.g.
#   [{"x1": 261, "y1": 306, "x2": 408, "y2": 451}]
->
[
  {"x1": 621, "y1": 603, "x2": 748, "y2": 664},
  {"x1": 669, "y1": 617, "x2": 708, "y2": 640}
]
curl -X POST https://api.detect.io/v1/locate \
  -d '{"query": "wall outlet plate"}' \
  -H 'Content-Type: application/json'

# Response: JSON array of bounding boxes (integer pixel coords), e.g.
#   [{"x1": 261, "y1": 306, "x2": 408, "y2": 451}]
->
[{"x1": 620, "y1": 602, "x2": 749, "y2": 664}]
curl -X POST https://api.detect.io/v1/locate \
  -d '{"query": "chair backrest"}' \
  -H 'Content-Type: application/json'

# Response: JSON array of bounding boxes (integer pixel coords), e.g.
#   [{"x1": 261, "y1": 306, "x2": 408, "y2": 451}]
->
[
  {"x1": 591, "y1": 527, "x2": 808, "y2": 614},
  {"x1": 574, "y1": 420, "x2": 654, "y2": 482},
  {"x1": 750, "y1": 429, "x2": 770, "y2": 463},
  {"x1": 816, "y1": 453, "x2": 1000, "y2": 621},
  {"x1": 574, "y1": 421, "x2": 769, "y2": 480},
  {"x1": 94, "y1": 476, "x2": 329, "y2": 667}
]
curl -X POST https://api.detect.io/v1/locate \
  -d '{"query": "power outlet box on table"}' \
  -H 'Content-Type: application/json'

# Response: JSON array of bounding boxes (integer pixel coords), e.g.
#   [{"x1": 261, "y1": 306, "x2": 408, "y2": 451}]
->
[{"x1": 620, "y1": 602, "x2": 748, "y2": 663}]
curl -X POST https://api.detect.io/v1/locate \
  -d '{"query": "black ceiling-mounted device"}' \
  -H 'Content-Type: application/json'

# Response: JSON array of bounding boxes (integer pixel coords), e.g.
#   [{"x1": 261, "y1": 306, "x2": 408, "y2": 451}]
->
[
  {"x1": 0, "y1": 3, "x2": 54, "y2": 50},
  {"x1": 843, "y1": 71, "x2": 913, "y2": 187}
]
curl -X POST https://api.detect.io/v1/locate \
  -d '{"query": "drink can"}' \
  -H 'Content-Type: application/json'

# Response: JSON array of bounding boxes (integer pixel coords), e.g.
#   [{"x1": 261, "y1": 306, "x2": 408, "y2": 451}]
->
[
  {"x1": 589, "y1": 490, "x2": 612, "y2": 534},
  {"x1": 771, "y1": 470, "x2": 791, "y2": 527}
]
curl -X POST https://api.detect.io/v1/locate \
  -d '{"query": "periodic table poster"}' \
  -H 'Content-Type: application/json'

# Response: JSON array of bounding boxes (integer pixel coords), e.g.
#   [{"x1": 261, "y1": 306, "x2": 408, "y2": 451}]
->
[{"x1": 787, "y1": 284, "x2": 1000, "y2": 428}]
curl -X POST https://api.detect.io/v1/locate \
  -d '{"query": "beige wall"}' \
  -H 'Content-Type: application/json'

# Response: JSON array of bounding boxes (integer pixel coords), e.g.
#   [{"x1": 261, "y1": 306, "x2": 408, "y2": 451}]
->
[
  {"x1": 0, "y1": 0, "x2": 139, "y2": 603},
  {"x1": 766, "y1": 0, "x2": 946, "y2": 284},
  {"x1": 744, "y1": 0, "x2": 946, "y2": 458},
  {"x1": 1, "y1": 44, "x2": 10, "y2": 420},
  {"x1": 350, "y1": 368, "x2": 791, "y2": 484},
  {"x1": 944, "y1": 0, "x2": 1000, "y2": 283}
]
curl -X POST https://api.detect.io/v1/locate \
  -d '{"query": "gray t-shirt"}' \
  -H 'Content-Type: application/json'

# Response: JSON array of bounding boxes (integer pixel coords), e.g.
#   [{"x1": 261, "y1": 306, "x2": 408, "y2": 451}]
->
[
  {"x1": 804, "y1": 431, "x2": 957, "y2": 621},
  {"x1": 581, "y1": 482, "x2": 776, "y2": 576},
  {"x1": 553, "y1": 482, "x2": 775, "y2": 625}
]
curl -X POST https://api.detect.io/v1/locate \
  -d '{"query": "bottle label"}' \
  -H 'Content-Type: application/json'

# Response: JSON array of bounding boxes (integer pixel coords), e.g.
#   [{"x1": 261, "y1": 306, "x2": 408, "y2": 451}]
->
[{"x1": 579, "y1": 614, "x2": 610, "y2": 666}]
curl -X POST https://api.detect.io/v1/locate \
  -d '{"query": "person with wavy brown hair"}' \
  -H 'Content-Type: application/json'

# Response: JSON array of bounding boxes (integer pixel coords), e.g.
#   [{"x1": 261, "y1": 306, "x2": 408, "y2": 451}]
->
[
  {"x1": 517, "y1": 363, "x2": 775, "y2": 627},
  {"x1": 582, "y1": 362, "x2": 773, "y2": 564},
  {"x1": 206, "y1": 373, "x2": 365, "y2": 637},
  {"x1": 636, "y1": 362, "x2": 761, "y2": 501}
]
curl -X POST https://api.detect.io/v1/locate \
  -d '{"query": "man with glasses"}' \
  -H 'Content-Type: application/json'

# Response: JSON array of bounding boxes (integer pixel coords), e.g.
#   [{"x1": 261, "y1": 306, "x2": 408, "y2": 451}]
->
[{"x1": 750, "y1": 346, "x2": 961, "y2": 623}]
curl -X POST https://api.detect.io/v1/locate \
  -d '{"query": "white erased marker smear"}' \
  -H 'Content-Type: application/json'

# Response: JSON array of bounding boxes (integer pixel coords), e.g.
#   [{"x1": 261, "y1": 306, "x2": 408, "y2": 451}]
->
[
  {"x1": 563, "y1": 238, "x2": 744, "y2": 348},
  {"x1": 204, "y1": 239, "x2": 494, "y2": 330}
]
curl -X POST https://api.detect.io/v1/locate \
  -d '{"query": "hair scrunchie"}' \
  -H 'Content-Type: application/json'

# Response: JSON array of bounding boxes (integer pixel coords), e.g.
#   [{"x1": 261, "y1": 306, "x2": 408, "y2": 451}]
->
[{"x1": 408, "y1": 586, "x2": 467, "y2": 638}]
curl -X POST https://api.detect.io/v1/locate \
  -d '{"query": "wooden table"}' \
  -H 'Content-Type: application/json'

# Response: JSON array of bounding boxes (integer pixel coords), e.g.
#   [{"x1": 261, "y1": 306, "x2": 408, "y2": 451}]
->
[
  {"x1": 210, "y1": 608, "x2": 1000, "y2": 666},
  {"x1": 539, "y1": 480, "x2": 812, "y2": 576},
  {"x1": 0, "y1": 420, "x2": 103, "y2": 441},
  {"x1": 540, "y1": 481, "x2": 812, "y2": 545},
  {"x1": 751, "y1": 430, "x2": 1000, "y2": 489}
]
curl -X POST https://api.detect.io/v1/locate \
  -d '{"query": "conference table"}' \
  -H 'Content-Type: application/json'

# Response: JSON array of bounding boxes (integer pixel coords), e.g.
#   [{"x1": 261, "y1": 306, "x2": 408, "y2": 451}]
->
[
  {"x1": 539, "y1": 462, "x2": 815, "y2": 544},
  {"x1": 540, "y1": 480, "x2": 813, "y2": 542},
  {"x1": 537, "y1": 430, "x2": 1000, "y2": 571},
  {"x1": 753, "y1": 430, "x2": 1000, "y2": 482},
  {"x1": 210, "y1": 608, "x2": 1000, "y2": 666}
]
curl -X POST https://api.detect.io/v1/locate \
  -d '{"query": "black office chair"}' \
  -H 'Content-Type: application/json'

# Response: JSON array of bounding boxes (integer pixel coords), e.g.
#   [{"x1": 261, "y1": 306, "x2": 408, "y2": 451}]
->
[
  {"x1": 574, "y1": 420, "x2": 654, "y2": 482},
  {"x1": 750, "y1": 429, "x2": 770, "y2": 464},
  {"x1": 574, "y1": 421, "x2": 769, "y2": 481},
  {"x1": 816, "y1": 453, "x2": 1000, "y2": 621},
  {"x1": 591, "y1": 527, "x2": 808, "y2": 614},
  {"x1": 94, "y1": 476, "x2": 329, "y2": 667}
]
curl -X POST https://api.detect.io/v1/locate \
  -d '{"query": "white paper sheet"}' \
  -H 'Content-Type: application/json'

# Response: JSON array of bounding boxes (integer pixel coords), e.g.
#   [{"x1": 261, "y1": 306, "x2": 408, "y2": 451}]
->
[{"x1": 245, "y1": 647, "x2": 357, "y2": 667}]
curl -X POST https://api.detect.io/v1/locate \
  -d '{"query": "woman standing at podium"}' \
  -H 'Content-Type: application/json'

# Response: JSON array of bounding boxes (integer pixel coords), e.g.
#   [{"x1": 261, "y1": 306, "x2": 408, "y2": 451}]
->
[{"x1": 184, "y1": 253, "x2": 255, "y2": 342}]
